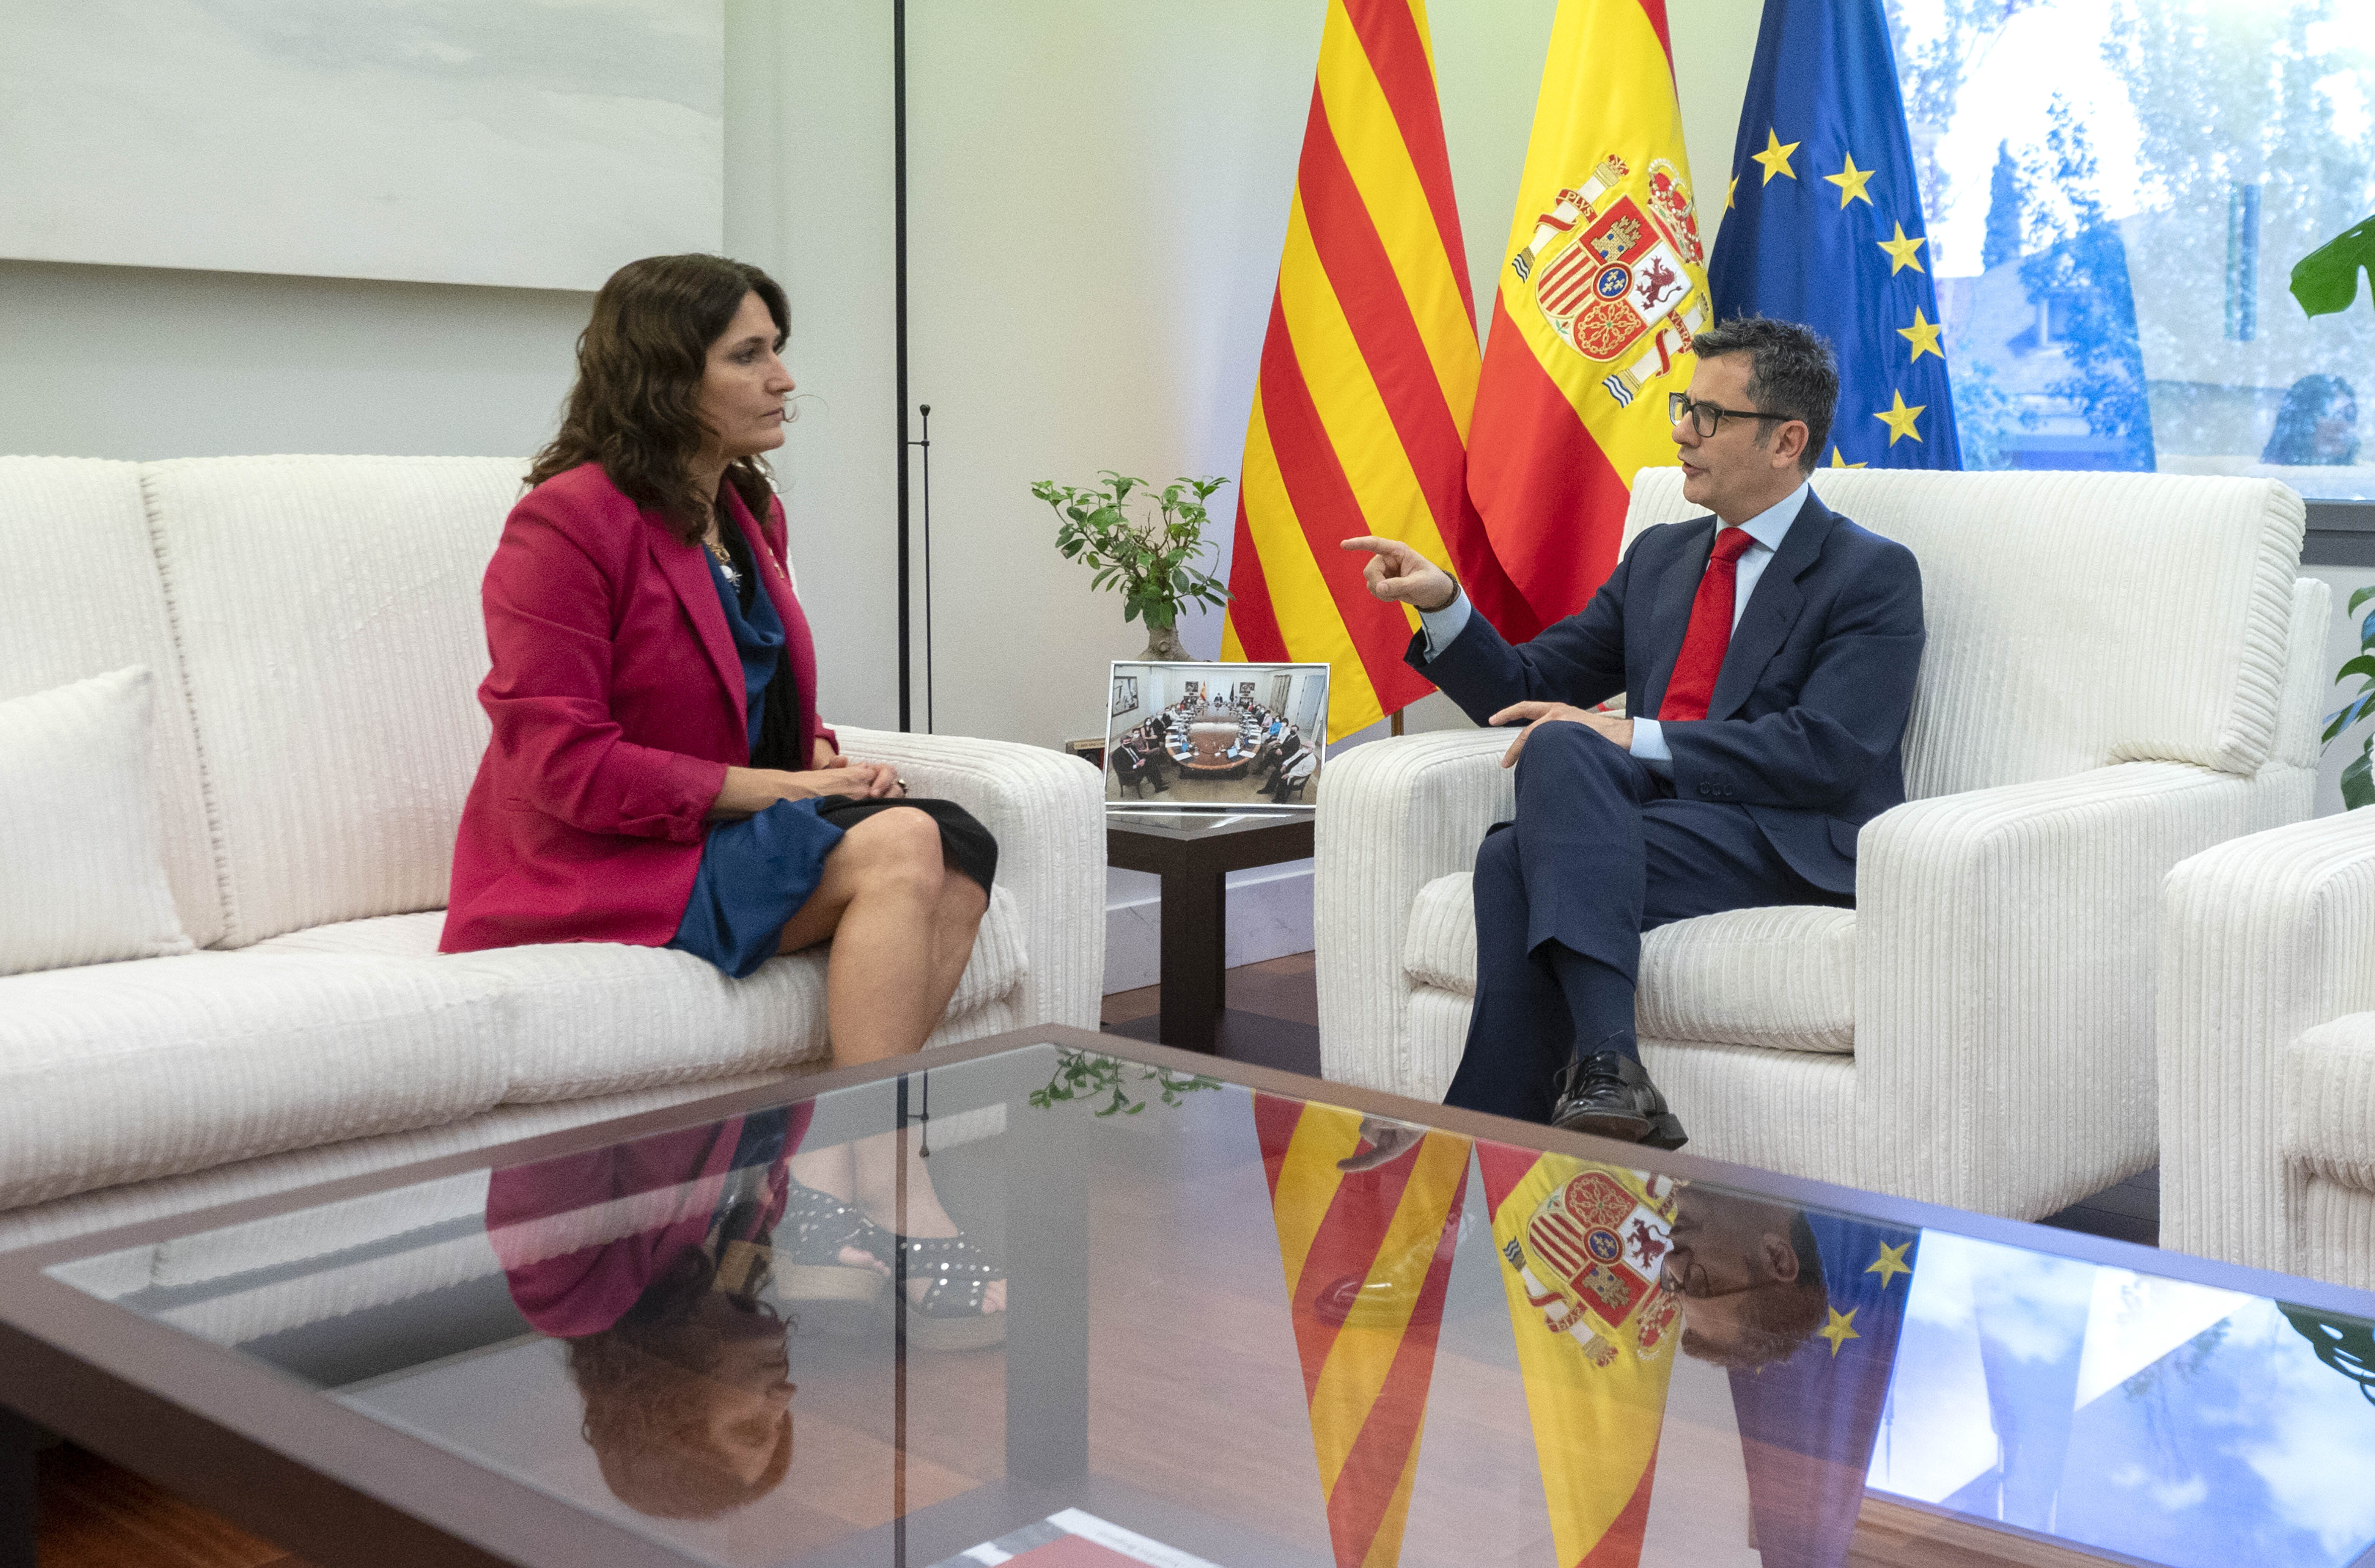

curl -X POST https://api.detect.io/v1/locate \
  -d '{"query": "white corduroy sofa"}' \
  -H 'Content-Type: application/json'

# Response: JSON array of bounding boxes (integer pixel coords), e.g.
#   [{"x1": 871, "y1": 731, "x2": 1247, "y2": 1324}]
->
[
  {"x1": 2160, "y1": 808, "x2": 2375, "y2": 1287},
  {"x1": 0, "y1": 455, "x2": 1103, "y2": 1251},
  {"x1": 1317, "y1": 468, "x2": 2328, "y2": 1220}
]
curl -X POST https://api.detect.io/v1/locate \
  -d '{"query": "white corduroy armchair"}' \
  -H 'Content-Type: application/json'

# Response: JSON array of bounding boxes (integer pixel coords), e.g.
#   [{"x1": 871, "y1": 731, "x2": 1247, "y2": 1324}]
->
[
  {"x1": 2160, "y1": 808, "x2": 2375, "y2": 1287},
  {"x1": 1317, "y1": 468, "x2": 2328, "y2": 1220}
]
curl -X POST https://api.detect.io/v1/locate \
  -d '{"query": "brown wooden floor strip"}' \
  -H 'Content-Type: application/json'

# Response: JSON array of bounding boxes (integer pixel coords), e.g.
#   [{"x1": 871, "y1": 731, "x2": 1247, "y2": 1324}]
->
[{"x1": 36, "y1": 1443, "x2": 313, "y2": 1568}]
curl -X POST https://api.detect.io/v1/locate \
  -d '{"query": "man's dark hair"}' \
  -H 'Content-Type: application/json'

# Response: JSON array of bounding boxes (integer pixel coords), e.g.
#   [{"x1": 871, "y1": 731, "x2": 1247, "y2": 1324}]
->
[
  {"x1": 1692, "y1": 316, "x2": 1838, "y2": 476},
  {"x1": 1678, "y1": 1210, "x2": 1829, "y2": 1370}
]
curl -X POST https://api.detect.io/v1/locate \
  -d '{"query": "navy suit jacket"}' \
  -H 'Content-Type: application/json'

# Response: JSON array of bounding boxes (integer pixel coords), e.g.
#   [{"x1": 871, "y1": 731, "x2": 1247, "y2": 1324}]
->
[{"x1": 1408, "y1": 492, "x2": 1924, "y2": 895}]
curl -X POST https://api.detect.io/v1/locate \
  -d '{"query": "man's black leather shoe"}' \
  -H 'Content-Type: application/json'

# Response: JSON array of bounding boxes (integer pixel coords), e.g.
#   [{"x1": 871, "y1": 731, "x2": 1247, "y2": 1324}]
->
[{"x1": 1550, "y1": 1048, "x2": 1688, "y2": 1150}]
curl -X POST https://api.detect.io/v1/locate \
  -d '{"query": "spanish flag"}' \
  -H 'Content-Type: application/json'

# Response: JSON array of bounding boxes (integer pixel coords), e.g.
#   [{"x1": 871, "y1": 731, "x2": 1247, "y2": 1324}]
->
[
  {"x1": 1220, "y1": 0, "x2": 1480, "y2": 742},
  {"x1": 1254, "y1": 1097, "x2": 1471, "y2": 1568},
  {"x1": 1459, "y1": 0, "x2": 1711, "y2": 642},
  {"x1": 1477, "y1": 1142, "x2": 1680, "y2": 1568}
]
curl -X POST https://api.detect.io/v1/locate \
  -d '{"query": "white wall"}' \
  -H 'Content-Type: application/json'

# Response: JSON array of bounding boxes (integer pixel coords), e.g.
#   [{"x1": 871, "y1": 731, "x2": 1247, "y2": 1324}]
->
[
  {"x1": 0, "y1": 259, "x2": 586, "y2": 461},
  {"x1": 723, "y1": 0, "x2": 903, "y2": 731}
]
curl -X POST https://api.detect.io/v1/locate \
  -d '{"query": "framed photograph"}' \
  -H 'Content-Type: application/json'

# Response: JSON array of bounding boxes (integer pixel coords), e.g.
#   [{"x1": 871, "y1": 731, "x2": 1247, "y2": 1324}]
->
[{"x1": 1103, "y1": 661, "x2": 1329, "y2": 812}]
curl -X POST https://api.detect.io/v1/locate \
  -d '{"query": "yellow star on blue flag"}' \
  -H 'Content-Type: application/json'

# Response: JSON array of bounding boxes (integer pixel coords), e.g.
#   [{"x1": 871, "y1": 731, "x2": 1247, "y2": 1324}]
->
[
  {"x1": 1865, "y1": 1240, "x2": 1913, "y2": 1287},
  {"x1": 1707, "y1": 0, "x2": 1961, "y2": 468}
]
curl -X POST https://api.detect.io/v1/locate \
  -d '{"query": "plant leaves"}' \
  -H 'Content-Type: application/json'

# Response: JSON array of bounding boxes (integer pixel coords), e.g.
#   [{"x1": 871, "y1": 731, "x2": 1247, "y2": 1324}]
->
[
  {"x1": 2292, "y1": 214, "x2": 2375, "y2": 319},
  {"x1": 2350, "y1": 584, "x2": 2375, "y2": 617},
  {"x1": 2344, "y1": 741, "x2": 2374, "y2": 811}
]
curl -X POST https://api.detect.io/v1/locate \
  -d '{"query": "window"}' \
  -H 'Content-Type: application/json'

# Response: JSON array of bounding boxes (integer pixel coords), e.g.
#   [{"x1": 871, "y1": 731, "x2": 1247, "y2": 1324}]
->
[{"x1": 1887, "y1": 1, "x2": 2375, "y2": 496}]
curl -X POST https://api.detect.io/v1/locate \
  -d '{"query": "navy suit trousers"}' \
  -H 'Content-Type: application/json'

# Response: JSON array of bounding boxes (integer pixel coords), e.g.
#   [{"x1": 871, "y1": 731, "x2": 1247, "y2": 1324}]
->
[{"x1": 1441, "y1": 722, "x2": 1848, "y2": 1124}]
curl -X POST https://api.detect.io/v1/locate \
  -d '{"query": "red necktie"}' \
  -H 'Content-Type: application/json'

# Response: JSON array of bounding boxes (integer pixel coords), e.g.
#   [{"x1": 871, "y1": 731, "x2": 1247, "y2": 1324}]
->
[{"x1": 1657, "y1": 527, "x2": 1757, "y2": 722}]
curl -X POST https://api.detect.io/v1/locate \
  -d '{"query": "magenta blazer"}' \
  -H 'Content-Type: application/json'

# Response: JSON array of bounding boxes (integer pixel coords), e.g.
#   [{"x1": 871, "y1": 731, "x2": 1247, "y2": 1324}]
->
[
  {"x1": 441, "y1": 462, "x2": 833, "y2": 954},
  {"x1": 487, "y1": 1102, "x2": 815, "y2": 1338}
]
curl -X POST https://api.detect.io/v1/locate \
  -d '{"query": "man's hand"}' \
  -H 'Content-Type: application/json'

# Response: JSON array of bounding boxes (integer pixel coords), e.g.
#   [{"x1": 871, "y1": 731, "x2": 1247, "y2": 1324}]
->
[
  {"x1": 1488, "y1": 700, "x2": 1633, "y2": 768},
  {"x1": 1341, "y1": 536, "x2": 1458, "y2": 612}
]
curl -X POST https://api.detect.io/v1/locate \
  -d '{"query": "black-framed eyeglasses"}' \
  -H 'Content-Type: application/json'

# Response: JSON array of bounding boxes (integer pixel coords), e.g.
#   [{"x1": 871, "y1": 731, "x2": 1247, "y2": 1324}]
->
[{"x1": 1668, "y1": 392, "x2": 1786, "y2": 438}]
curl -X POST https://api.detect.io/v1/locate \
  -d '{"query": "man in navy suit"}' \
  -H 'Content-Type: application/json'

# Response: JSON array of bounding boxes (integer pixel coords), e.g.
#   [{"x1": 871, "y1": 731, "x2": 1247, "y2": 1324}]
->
[{"x1": 1343, "y1": 318, "x2": 1923, "y2": 1148}]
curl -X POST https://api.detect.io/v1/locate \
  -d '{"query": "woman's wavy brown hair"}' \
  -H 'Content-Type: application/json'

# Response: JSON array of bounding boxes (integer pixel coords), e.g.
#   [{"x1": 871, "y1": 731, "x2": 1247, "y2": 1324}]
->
[
  {"x1": 529, "y1": 253, "x2": 789, "y2": 545},
  {"x1": 564, "y1": 1248, "x2": 793, "y2": 1519}
]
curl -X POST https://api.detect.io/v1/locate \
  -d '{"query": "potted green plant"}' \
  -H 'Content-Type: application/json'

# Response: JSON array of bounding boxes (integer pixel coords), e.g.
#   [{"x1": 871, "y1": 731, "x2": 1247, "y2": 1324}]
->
[{"x1": 1030, "y1": 471, "x2": 1231, "y2": 660}]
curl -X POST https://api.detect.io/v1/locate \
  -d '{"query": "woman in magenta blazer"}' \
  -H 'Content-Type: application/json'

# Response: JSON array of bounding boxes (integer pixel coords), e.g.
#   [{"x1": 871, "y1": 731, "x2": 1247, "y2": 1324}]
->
[{"x1": 445, "y1": 253, "x2": 1002, "y2": 1336}]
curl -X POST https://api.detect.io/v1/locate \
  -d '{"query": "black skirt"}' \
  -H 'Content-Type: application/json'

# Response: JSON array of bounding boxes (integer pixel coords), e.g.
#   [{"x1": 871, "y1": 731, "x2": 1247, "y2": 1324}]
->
[{"x1": 814, "y1": 795, "x2": 999, "y2": 896}]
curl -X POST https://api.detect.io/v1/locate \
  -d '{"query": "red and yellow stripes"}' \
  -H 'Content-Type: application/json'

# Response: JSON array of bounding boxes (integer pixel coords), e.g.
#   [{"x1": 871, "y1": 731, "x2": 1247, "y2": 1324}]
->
[
  {"x1": 1254, "y1": 1096, "x2": 1471, "y2": 1568},
  {"x1": 1223, "y1": 0, "x2": 1481, "y2": 742},
  {"x1": 1464, "y1": 0, "x2": 1705, "y2": 643}
]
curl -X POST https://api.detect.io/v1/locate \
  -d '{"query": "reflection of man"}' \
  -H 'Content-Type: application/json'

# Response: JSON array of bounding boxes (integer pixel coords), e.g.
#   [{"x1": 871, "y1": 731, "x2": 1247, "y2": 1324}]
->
[
  {"x1": 1343, "y1": 318, "x2": 1924, "y2": 1148},
  {"x1": 1664, "y1": 1183, "x2": 1828, "y2": 1369}
]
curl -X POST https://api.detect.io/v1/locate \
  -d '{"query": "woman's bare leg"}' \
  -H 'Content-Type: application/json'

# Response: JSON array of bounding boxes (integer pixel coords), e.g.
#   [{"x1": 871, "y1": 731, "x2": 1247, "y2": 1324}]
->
[{"x1": 773, "y1": 810, "x2": 999, "y2": 1310}]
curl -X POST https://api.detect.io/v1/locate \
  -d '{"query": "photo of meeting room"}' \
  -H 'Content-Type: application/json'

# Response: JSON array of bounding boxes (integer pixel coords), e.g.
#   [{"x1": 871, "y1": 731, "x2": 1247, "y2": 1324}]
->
[{"x1": 1103, "y1": 661, "x2": 1328, "y2": 810}]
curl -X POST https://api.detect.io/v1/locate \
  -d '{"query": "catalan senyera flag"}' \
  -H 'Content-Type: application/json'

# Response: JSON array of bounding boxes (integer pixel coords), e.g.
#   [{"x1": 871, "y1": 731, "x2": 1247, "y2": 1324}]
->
[
  {"x1": 1221, "y1": 0, "x2": 1480, "y2": 742},
  {"x1": 1476, "y1": 1142, "x2": 1681, "y2": 1568},
  {"x1": 1254, "y1": 1097, "x2": 1471, "y2": 1568},
  {"x1": 1460, "y1": 0, "x2": 1711, "y2": 643}
]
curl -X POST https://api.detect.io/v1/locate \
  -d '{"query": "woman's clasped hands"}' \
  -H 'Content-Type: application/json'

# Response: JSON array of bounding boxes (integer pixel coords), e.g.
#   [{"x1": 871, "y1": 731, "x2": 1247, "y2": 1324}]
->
[{"x1": 708, "y1": 754, "x2": 905, "y2": 819}]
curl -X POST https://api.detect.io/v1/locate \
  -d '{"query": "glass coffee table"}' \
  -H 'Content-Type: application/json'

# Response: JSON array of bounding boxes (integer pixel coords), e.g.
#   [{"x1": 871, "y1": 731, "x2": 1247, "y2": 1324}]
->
[{"x1": 3, "y1": 1023, "x2": 2373, "y2": 1568}]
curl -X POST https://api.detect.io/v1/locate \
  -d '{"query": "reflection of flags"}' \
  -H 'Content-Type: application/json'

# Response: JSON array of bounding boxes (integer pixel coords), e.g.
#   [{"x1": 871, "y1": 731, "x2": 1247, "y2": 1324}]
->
[
  {"x1": 1459, "y1": 0, "x2": 1712, "y2": 643},
  {"x1": 1254, "y1": 1097, "x2": 1471, "y2": 1568},
  {"x1": 1725, "y1": 1215, "x2": 1919, "y2": 1568},
  {"x1": 1220, "y1": 0, "x2": 1480, "y2": 742},
  {"x1": 1476, "y1": 1142, "x2": 1679, "y2": 1568},
  {"x1": 1707, "y1": 0, "x2": 1961, "y2": 470}
]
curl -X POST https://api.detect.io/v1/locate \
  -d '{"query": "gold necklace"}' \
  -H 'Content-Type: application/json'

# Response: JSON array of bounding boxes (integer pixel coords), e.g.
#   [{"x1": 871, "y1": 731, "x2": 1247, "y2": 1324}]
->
[{"x1": 705, "y1": 534, "x2": 741, "y2": 586}]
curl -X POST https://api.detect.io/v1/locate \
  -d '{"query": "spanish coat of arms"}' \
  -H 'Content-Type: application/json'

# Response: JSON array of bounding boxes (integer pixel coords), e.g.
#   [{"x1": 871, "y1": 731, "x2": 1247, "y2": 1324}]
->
[
  {"x1": 1503, "y1": 1167, "x2": 1680, "y2": 1368},
  {"x1": 1509, "y1": 154, "x2": 1710, "y2": 410}
]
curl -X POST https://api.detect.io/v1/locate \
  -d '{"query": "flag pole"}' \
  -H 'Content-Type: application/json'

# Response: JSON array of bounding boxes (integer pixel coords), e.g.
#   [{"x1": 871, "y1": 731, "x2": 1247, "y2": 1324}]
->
[{"x1": 892, "y1": 0, "x2": 913, "y2": 732}]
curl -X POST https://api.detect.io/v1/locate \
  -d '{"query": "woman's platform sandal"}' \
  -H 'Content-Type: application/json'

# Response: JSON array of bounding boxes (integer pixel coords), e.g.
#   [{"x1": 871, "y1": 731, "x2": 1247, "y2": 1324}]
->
[
  {"x1": 779, "y1": 1181, "x2": 893, "y2": 1322},
  {"x1": 895, "y1": 1233, "x2": 1007, "y2": 1352}
]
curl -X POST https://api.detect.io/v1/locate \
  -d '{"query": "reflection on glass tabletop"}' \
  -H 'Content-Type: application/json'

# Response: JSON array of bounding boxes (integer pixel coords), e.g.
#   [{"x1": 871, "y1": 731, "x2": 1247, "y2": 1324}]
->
[{"x1": 41, "y1": 1038, "x2": 2375, "y2": 1568}]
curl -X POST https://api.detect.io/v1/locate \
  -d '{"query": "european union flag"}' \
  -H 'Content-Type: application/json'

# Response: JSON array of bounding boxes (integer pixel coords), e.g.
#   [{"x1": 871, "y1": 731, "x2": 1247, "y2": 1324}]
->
[
  {"x1": 1708, "y1": 0, "x2": 1960, "y2": 470},
  {"x1": 1726, "y1": 1213, "x2": 1920, "y2": 1568}
]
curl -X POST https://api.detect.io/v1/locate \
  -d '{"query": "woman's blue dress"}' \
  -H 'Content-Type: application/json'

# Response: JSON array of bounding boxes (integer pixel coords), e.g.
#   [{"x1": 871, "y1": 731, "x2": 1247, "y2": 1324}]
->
[{"x1": 667, "y1": 553, "x2": 844, "y2": 978}]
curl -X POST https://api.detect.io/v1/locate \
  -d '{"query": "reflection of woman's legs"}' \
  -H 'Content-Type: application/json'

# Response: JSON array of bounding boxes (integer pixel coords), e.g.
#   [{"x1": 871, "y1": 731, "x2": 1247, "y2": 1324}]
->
[{"x1": 776, "y1": 809, "x2": 1002, "y2": 1312}]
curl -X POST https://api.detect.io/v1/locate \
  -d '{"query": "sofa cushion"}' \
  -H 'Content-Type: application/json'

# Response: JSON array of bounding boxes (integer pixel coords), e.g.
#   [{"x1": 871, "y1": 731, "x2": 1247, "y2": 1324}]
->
[
  {"x1": 141, "y1": 455, "x2": 520, "y2": 946},
  {"x1": 0, "y1": 952, "x2": 508, "y2": 1210},
  {"x1": 251, "y1": 882, "x2": 1031, "y2": 1100},
  {"x1": 0, "y1": 667, "x2": 193, "y2": 976},
  {"x1": 1625, "y1": 468, "x2": 2304, "y2": 797},
  {"x1": 0, "y1": 458, "x2": 223, "y2": 946},
  {"x1": 1400, "y1": 873, "x2": 1855, "y2": 1054},
  {"x1": 2283, "y1": 1011, "x2": 2375, "y2": 1184}
]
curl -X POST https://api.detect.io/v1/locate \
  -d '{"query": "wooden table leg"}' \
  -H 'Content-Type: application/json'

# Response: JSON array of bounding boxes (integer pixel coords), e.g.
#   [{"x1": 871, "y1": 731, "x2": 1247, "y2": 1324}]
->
[
  {"x1": 1158, "y1": 866, "x2": 1227, "y2": 1053},
  {"x1": 0, "y1": 1407, "x2": 36, "y2": 1568}
]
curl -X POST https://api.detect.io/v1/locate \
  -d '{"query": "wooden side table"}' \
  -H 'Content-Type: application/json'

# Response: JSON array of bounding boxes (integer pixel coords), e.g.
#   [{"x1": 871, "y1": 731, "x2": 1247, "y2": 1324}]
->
[{"x1": 1105, "y1": 812, "x2": 1315, "y2": 1053}]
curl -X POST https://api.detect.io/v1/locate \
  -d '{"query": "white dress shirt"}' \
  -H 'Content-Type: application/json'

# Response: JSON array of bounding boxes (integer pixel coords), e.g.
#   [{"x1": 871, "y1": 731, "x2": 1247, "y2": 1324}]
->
[{"x1": 1417, "y1": 480, "x2": 1813, "y2": 776}]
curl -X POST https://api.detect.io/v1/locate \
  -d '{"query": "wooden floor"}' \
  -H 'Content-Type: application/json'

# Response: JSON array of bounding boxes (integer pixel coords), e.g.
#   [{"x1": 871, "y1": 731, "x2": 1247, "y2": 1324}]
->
[
  {"x1": 1098, "y1": 950, "x2": 1324, "y2": 1078},
  {"x1": 33, "y1": 1444, "x2": 313, "y2": 1568},
  {"x1": 34, "y1": 950, "x2": 2158, "y2": 1568}
]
